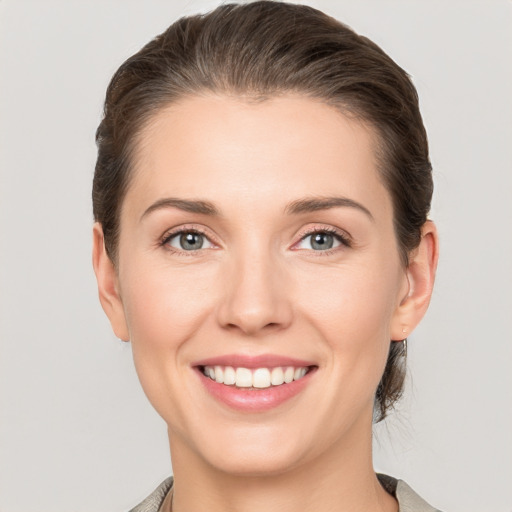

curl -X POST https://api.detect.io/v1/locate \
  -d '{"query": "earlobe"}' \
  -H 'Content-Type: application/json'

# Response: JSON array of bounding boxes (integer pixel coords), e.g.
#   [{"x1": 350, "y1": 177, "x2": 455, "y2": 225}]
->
[
  {"x1": 391, "y1": 221, "x2": 439, "y2": 341},
  {"x1": 92, "y1": 223, "x2": 130, "y2": 341}
]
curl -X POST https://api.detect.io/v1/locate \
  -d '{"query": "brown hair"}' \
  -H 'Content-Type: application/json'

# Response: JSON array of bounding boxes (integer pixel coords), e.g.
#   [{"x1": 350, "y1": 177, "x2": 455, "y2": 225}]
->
[{"x1": 93, "y1": 1, "x2": 432, "y2": 422}]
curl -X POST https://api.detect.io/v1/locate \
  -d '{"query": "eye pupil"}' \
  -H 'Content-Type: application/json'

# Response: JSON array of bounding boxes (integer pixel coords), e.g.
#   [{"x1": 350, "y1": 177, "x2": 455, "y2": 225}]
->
[
  {"x1": 180, "y1": 232, "x2": 204, "y2": 250},
  {"x1": 311, "y1": 232, "x2": 334, "y2": 250}
]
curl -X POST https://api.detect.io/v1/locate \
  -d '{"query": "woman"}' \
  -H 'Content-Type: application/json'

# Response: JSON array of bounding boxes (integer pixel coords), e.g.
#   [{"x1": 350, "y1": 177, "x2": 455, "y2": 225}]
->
[{"x1": 92, "y1": 2, "x2": 439, "y2": 511}]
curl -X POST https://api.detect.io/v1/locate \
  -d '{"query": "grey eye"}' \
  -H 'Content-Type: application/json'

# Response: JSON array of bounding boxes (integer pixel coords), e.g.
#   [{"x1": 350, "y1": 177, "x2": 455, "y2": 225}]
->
[
  {"x1": 310, "y1": 232, "x2": 334, "y2": 250},
  {"x1": 295, "y1": 231, "x2": 344, "y2": 251},
  {"x1": 167, "y1": 231, "x2": 213, "y2": 251},
  {"x1": 180, "y1": 232, "x2": 204, "y2": 250}
]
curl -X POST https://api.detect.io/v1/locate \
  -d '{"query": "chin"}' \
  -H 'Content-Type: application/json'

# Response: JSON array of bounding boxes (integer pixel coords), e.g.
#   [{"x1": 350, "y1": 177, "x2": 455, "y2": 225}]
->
[
  {"x1": 207, "y1": 446, "x2": 306, "y2": 478},
  {"x1": 188, "y1": 422, "x2": 311, "y2": 477}
]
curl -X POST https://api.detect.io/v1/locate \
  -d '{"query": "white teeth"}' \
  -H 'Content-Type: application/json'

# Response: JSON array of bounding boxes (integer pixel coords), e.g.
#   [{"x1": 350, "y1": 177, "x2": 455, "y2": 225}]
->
[
  {"x1": 214, "y1": 365, "x2": 223, "y2": 383},
  {"x1": 203, "y1": 365, "x2": 310, "y2": 388},
  {"x1": 284, "y1": 367, "x2": 294, "y2": 383},
  {"x1": 223, "y1": 366, "x2": 236, "y2": 385},
  {"x1": 235, "y1": 367, "x2": 253, "y2": 388},
  {"x1": 253, "y1": 368, "x2": 271, "y2": 388},
  {"x1": 271, "y1": 367, "x2": 285, "y2": 386}
]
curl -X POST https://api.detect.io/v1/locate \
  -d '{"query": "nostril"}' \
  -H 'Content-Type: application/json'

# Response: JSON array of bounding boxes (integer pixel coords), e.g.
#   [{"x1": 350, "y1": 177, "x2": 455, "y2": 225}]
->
[{"x1": 223, "y1": 319, "x2": 284, "y2": 335}]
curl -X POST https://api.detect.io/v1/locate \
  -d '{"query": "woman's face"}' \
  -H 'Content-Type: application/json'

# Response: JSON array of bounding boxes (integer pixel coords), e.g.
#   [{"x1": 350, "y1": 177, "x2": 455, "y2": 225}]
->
[{"x1": 99, "y1": 94, "x2": 417, "y2": 475}]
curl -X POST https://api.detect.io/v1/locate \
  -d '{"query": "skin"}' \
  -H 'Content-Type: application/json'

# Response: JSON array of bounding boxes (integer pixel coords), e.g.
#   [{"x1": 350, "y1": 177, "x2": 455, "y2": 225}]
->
[{"x1": 93, "y1": 94, "x2": 438, "y2": 512}]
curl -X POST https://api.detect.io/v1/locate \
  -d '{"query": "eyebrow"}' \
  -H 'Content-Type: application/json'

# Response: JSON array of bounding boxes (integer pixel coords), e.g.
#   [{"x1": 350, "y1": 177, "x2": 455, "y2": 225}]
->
[
  {"x1": 140, "y1": 198, "x2": 219, "y2": 220},
  {"x1": 285, "y1": 196, "x2": 374, "y2": 221},
  {"x1": 140, "y1": 195, "x2": 373, "y2": 222}
]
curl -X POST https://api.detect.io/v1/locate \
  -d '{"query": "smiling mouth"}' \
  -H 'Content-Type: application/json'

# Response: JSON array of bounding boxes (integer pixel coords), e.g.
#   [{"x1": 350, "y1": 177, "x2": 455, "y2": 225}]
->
[{"x1": 201, "y1": 365, "x2": 314, "y2": 389}]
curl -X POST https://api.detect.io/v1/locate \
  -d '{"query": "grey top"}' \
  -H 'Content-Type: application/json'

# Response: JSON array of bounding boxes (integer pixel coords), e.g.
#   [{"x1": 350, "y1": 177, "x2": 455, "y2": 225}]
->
[{"x1": 129, "y1": 474, "x2": 442, "y2": 512}]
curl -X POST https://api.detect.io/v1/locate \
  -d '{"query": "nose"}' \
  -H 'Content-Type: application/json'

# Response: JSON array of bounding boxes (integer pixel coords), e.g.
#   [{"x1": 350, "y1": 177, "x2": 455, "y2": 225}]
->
[{"x1": 216, "y1": 249, "x2": 293, "y2": 336}]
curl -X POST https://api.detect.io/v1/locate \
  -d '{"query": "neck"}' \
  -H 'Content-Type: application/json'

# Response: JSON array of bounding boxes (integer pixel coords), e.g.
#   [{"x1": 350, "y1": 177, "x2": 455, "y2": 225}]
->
[{"x1": 167, "y1": 417, "x2": 397, "y2": 512}]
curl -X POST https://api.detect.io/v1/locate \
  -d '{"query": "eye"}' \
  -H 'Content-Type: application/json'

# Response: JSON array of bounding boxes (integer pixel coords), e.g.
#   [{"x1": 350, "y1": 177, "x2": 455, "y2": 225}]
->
[
  {"x1": 295, "y1": 229, "x2": 350, "y2": 251},
  {"x1": 165, "y1": 230, "x2": 214, "y2": 251}
]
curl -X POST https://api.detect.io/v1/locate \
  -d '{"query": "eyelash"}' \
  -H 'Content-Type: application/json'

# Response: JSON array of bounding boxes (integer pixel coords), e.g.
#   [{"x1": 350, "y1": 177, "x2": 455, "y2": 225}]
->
[
  {"x1": 160, "y1": 226, "x2": 216, "y2": 256},
  {"x1": 294, "y1": 226, "x2": 352, "y2": 254},
  {"x1": 159, "y1": 225, "x2": 352, "y2": 255}
]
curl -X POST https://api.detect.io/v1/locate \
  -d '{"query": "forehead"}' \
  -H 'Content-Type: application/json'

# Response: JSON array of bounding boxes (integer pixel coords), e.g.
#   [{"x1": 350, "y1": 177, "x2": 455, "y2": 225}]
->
[{"x1": 124, "y1": 93, "x2": 391, "y2": 220}]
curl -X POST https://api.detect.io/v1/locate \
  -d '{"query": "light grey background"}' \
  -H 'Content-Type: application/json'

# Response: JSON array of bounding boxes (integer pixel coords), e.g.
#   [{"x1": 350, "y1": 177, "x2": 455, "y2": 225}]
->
[{"x1": 0, "y1": 1, "x2": 511, "y2": 511}]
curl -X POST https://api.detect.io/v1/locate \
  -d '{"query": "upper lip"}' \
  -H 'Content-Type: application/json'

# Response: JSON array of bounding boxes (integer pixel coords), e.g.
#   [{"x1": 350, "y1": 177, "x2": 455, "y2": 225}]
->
[{"x1": 192, "y1": 353, "x2": 316, "y2": 369}]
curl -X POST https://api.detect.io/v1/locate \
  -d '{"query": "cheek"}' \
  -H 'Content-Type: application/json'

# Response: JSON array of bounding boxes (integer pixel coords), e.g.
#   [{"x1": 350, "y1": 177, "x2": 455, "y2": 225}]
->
[
  {"x1": 293, "y1": 258, "x2": 402, "y2": 388},
  {"x1": 121, "y1": 259, "x2": 215, "y2": 343},
  {"x1": 116, "y1": 259, "x2": 224, "y2": 431},
  {"x1": 297, "y1": 260, "x2": 400, "y2": 337},
  {"x1": 118, "y1": 258, "x2": 217, "y2": 388}
]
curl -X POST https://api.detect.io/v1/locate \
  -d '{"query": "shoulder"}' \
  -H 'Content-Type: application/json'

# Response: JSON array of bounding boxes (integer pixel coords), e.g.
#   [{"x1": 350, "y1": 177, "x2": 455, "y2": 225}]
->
[
  {"x1": 378, "y1": 474, "x2": 443, "y2": 512},
  {"x1": 128, "y1": 477, "x2": 174, "y2": 512}
]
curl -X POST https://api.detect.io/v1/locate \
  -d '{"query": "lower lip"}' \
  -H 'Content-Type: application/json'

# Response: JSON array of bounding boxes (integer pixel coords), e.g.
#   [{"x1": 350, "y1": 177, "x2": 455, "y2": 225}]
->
[{"x1": 196, "y1": 368, "x2": 316, "y2": 412}]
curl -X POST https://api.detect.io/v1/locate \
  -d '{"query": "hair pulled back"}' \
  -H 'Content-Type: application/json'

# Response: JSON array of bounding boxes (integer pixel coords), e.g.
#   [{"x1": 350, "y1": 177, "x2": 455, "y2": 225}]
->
[{"x1": 93, "y1": 1, "x2": 433, "y2": 422}]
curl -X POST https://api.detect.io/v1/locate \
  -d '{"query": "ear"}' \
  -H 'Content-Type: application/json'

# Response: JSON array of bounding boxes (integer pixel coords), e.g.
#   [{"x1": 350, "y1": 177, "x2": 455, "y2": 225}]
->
[
  {"x1": 92, "y1": 223, "x2": 130, "y2": 341},
  {"x1": 390, "y1": 220, "x2": 439, "y2": 341}
]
